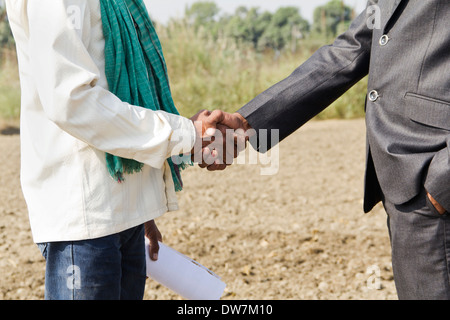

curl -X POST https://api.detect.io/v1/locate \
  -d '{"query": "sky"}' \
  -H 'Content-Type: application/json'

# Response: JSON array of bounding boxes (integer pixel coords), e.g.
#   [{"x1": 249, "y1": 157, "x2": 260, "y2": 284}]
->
[{"x1": 144, "y1": 0, "x2": 367, "y2": 24}]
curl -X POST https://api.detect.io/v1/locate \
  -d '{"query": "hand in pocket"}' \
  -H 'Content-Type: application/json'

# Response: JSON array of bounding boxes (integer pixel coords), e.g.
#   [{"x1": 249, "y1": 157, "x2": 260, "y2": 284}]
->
[{"x1": 427, "y1": 192, "x2": 447, "y2": 215}]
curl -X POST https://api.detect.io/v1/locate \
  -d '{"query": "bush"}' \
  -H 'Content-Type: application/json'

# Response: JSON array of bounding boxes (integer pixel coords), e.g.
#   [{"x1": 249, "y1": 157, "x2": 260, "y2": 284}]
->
[
  {"x1": 158, "y1": 22, "x2": 366, "y2": 119},
  {"x1": 0, "y1": 19, "x2": 367, "y2": 123}
]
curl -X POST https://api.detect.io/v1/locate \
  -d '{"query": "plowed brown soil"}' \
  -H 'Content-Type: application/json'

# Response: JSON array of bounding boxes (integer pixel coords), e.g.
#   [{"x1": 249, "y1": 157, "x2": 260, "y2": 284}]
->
[{"x1": 0, "y1": 119, "x2": 397, "y2": 300}]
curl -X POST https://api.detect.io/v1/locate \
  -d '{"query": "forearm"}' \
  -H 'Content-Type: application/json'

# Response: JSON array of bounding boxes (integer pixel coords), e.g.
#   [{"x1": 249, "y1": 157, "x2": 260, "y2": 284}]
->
[
  {"x1": 238, "y1": 6, "x2": 373, "y2": 151},
  {"x1": 41, "y1": 82, "x2": 195, "y2": 169}
]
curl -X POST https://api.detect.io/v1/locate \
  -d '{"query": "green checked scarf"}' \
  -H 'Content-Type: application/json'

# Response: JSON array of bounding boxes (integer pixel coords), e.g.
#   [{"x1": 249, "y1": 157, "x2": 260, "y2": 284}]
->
[{"x1": 99, "y1": 0, "x2": 190, "y2": 191}]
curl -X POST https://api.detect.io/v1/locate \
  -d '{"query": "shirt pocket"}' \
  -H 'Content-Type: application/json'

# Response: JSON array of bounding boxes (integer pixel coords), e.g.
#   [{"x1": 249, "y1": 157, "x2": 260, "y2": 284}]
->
[{"x1": 404, "y1": 92, "x2": 450, "y2": 131}]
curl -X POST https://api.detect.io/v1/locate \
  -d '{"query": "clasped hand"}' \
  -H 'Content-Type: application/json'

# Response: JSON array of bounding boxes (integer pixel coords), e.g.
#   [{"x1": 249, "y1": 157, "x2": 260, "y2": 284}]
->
[{"x1": 189, "y1": 110, "x2": 252, "y2": 171}]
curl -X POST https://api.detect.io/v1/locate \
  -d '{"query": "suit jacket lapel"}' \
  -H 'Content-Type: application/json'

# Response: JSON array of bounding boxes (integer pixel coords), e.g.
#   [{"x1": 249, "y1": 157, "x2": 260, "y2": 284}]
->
[{"x1": 382, "y1": 0, "x2": 404, "y2": 32}]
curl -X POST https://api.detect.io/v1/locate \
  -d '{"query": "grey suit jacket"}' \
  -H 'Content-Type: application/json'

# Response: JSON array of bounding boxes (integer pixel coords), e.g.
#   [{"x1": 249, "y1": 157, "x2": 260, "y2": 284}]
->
[{"x1": 238, "y1": 0, "x2": 450, "y2": 213}]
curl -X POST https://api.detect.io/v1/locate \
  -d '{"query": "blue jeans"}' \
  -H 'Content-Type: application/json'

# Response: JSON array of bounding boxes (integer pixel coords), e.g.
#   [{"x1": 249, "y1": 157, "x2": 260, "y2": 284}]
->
[{"x1": 37, "y1": 225, "x2": 146, "y2": 300}]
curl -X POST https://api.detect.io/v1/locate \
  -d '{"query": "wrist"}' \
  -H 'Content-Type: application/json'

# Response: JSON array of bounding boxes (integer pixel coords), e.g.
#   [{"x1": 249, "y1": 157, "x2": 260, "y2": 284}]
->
[
  {"x1": 234, "y1": 112, "x2": 251, "y2": 131},
  {"x1": 427, "y1": 192, "x2": 447, "y2": 215}
]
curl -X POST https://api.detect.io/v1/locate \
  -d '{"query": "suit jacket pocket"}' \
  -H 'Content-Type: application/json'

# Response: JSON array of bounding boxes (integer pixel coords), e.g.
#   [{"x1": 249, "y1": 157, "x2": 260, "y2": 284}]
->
[{"x1": 405, "y1": 93, "x2": 450, "y2": 130}]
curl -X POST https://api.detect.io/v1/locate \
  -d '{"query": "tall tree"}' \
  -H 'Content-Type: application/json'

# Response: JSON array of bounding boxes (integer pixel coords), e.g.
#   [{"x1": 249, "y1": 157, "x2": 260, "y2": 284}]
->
[
  {"x1": 258, "y1": 7, "x2": 309, "y2": 51},
  {"x1": 223, "y1": 7, "x2": 272, "y2": 48},
  {"x1": 313, "y1": 0, "x2": 353, "y2": 38},
  {"x1": 182, "y1": 2, "x2": 310, "y2": 52},
  {"x1": 185, "y1": 1, "x2": 220, "y2": 27}
]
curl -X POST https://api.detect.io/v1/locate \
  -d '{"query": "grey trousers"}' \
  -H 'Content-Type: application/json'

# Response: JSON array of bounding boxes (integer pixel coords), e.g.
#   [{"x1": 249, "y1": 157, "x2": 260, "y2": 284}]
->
[{"x1": 384, "y1": 189, "x2": 450, "y2": 300}]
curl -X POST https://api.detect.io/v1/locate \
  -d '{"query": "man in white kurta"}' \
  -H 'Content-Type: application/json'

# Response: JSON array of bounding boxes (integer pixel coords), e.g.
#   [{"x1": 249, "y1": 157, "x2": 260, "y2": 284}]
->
[{"x1": 5, "y1": 0, "x2": 219, "y2": 299}]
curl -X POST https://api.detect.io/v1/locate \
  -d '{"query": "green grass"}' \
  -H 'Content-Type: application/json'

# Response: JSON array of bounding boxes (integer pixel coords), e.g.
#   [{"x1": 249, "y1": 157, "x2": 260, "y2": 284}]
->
[
  {"x1": 159, "y1": 22, "x2": 367, "y2": 119},
  {"x1": 316, "y1": 76, "x2": 368, "y2": 120},
  {"x1": 0, "y1": 24, "x2": 367, "y2": 123}
]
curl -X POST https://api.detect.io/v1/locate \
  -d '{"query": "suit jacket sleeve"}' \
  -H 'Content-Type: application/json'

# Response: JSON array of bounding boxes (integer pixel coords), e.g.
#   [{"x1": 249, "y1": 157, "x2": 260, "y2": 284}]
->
[{"x1": 238, "y1": 6, "x2": 373, "y2": 152}]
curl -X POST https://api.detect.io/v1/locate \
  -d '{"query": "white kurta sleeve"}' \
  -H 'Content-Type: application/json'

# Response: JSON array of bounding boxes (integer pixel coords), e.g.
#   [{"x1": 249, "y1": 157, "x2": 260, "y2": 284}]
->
[{"x1": 27, "y1": 0, "x2": 195, "y2": 169}]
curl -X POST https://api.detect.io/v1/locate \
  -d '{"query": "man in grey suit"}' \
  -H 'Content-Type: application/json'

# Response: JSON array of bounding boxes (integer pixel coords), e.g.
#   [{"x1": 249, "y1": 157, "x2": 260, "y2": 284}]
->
[{"x1": 203, "y1": 0, "x2": 450, "y2": 299}]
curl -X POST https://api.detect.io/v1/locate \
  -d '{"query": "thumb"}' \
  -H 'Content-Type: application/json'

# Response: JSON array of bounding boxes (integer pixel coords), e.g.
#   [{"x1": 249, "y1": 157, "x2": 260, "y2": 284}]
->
[
  {"x1": 201, "y1": 110, "x2": 225, "y2": 137},
  {"x1": 204, "y1": 110, "x2": 225, "y2": 128},
  {"x1": 219, "y1": 112, "x2": 243, "y2": 130},
  {"x1": 148, "y1": 239, "x2": 160, "y2": 261},
  {"x1": 145, "y1": 220, "x2": 162, "y2": 261}
]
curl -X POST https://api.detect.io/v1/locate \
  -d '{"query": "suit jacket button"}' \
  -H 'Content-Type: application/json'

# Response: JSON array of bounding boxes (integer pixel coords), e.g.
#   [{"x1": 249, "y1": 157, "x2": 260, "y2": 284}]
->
[
  {"x1": 379, "y1": 35, "x2": 389, "y2": 46},
  {"x1": 368, "y1": 90, "x2": 379, "y2": 102}
]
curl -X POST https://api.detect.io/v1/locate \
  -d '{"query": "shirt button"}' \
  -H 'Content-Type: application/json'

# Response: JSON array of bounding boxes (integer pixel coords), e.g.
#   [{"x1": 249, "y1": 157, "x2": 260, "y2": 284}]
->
[
  {"x1": 379, "y1": 35, "x2": 389, "y2": 46},
  {"x1": 368, "y1": 90, "x2": 379, "y2": 102}
]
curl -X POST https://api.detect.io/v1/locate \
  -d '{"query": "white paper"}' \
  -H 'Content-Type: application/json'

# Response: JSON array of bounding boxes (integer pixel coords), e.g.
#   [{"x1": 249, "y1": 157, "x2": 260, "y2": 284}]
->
[{"x1": 145, "y1": 238, "x2": 226, "y2": 300}]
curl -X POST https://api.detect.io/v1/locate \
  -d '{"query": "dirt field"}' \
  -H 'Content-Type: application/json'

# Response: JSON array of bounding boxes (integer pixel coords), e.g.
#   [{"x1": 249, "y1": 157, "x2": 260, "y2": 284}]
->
[{"x1": 0, "y1": 119, "x2": 398, "y2": 300}]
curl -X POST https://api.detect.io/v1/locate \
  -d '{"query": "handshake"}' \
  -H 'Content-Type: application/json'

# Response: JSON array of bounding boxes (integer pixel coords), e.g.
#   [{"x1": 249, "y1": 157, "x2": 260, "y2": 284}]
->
[{"x1": 188, "y1": 109, "x2": 252, "y2": 171}]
